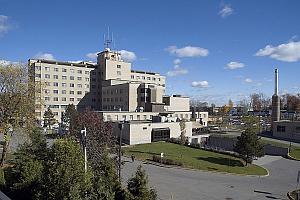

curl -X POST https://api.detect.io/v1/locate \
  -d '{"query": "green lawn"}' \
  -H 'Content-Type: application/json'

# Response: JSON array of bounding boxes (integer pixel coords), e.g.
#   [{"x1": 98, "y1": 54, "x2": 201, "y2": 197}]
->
[{"x1": 124, "y1": 142, "x2": 267, "y2": 176}]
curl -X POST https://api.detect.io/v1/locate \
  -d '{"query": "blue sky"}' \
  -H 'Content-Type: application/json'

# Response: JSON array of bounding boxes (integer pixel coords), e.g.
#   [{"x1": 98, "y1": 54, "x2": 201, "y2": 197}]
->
[{"x1": 1, "y1": 0, "x2": 300, "y2": 105}]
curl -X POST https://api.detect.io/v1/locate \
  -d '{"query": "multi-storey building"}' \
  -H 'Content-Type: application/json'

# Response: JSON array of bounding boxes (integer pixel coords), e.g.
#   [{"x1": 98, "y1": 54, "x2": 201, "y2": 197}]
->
[{"x1": 29, "y1": 47, "x2": 208, "y2": 144}]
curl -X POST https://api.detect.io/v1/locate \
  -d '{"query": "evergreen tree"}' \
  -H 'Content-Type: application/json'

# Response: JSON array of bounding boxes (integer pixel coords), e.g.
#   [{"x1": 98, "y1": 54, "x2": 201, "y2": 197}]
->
[
  {"x1": 40, "y1": 139, "x2": 92, "y2": 200},
  {"x1": 234, "y1": 128, "x2": 264, "y2": 166},
  {"x1": 8, "y1": 128, "x2": 47, "y2": 200},
  {"x1": 61, "y1": 104, "x2": 78, "y2": 135},
  {"x1": 43, "y1": 107, "x2": 56, "y2": 129},
  {"x1": 127, "y1": 165, "x2": 157, "y2": 200}
]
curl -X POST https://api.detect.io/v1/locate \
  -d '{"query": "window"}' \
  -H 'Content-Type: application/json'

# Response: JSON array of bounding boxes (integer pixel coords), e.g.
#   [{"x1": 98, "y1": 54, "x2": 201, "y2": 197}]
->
[
  {"x1": 77, "y1": 77, "x2": 82, "y2": 81},
  {"x1": 142, "y1": 76, "x2": 145, "y2": 80},
  {"x1": 35, "y1": 66, "x2": 41, "y2": 70},
  {"x1": 45, "y1": 67, "x2": 50, "y2": 71},
  {"x1": 54, "y1": 68, "x2": 58, "y2": 72},
  {"x1": 130, "y1": 115, "x2": 133, "y2": 120},
  {"x1": 45, "y1": 97, "x2": 50, "y2": 101},
  {"x1": 70, "y1": 76, "x2": 74, "y2": 80},
  {"x1": 77, "y1": 98, "x2": 82, "y2": 101},
  {"x1": 147, "y1": 77, "x2": 150, "y2": 80},
  {"x1": 44, "y1": 89, "x2": 50, "y2": 94},
  {"x1": 53, "y1": 90, "x2": 59, "y2": 94},
  {"x1": 137, "y1": 115, "x2": 140, "y2": 120},
  {"x1": 85, "y1": 77, "x2": 90, "y2": 81},
  {"x1": 92, "y1": 85, "x2": 96, "y2": 88},
  {"x1": 70, "y1": 90, "x2": 74, "y2": 94},
  {"x1": 49, "y1": 105, "x2": 60, "y2": 109},
  {"x1": 53, "y1": 112, "x2": 59, "y2": 116},
  {"x1": 53, "y1": 75, "x2": 58, "y2": 79},
  {"x1": 70, "y1": 83, "x2": 74, "y2": 87},
  {"x1": 277, "y1": 126, "x2": 286, "y2": 132},
  {"x1": 77, "y1": 70, "x2": 82, "y2": 74},
  {"x1": 131, "y1": 75, "x2": 134, "y2": 79},
  {"x1": 77, "y1": 91, "x2": 82, "y2": 95},
  {"x1": 45, "y1": 74, "x2": 50, "y2": 79},
  {"x1": 122, "y1": 115, "x2": 126, "y2": 120},
  {"x1": 77, "y1": 84, "x2": 82, "y2": 88},
  {"x1": 45, "y1": 82, "x2": 51, "y2": 86},
  {"x1": 119, "y1": 89, "x2": 123, "y2": 94},
  {"x1": 120, "y1": 97, "x2": 123, "y2": 102},
  {"x1": 62, "y1": 83, "x2": 67, "y2": 87},
  {"x1": 111, "y1": 98, "x2": 113, "y2": 102},
  {"x1": 62, "y1": 68, "x2": 67, "y2": 72},
  {"x1": 136, "y1": 76, "x2": 140, "y2": 79},
  {"x1": 70, "y1": 98, "x2": 75, "y2": 101},
  {"x1": 70, "y1": 69, "x2": 74, "y2": 73},
  {"x1": 85, "y1": 71, "x2": 89, "y2": 75},
  {"x1": 117, "y1": 64, "x2": 121, "y2": 68},
  {"x1": 53, "y1": 82, "x2": 59, "y2": 87},
  {"x1": 35, "y1": 73, "x2": 41, "y2": 78},
  {"x1": 92, "y1": 78, "x2": 96, "y2": 82},
  {"x1": 115, "y1": 97, "x2": 118, "y2": 102},
  {"x1": 144, "y1": 115, "x2": 147, "y2": 120},
  {"x1": 62, "y1": 76, "x2": 67, "y2": 80},
  {"x1": 117, "y1": 71, "x2": 121, "y2": 75},
  {"x1": 153, "y1": 77, "x2": 156, "y2": 81},
  {"x1": 158, "y1": 78, "x2": 161, "y2": 81},
  {"x1": 62, "y1": 90, "x2": 66, "y2": 94},
  {"x1": 85, "y1": 84, "x2": 89, "y2": 88},
  {"x1": 53, "y1": 97, "x2": 59, "y2": 101},
  {"x1": 85, "y1": 91, "x2": 89, "y2": 94}
]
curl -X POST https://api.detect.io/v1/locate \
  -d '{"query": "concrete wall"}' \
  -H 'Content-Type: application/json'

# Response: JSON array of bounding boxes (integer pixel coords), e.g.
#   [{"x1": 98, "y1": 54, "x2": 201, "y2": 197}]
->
[
  {"x1": 114, "y1": 121, "x2": 192, "y2": 145},
  {"x1": 264, "y1": 144, "x2": 289, "y2": 156},
  {"x1": 164, "y1": 96, "x2": 190, "y2": 112},
  {"x1": 273, "y1": 121, "x2": 300, "y2": 141}
]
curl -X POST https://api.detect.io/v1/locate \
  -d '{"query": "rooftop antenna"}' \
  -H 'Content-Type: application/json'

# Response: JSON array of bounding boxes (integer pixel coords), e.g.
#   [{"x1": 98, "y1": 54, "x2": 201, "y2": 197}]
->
[{"x1": 104, "y1": 26, "x2": 112, "y2": 49}]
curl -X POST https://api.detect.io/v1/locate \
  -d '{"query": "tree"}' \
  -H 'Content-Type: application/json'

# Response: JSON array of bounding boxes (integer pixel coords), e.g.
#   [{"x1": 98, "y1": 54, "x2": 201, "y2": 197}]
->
[
  {"x1": 61, "y1": 104, "x2": 78, "y2": 135},
  {"x1": 40, "y1": 139, "x2": 92, "y2": 200},
  {"x1": 179, "y1": 119, "x2": 186, "y2": 145},
  {"x1": 127, "y1": 165, "x2": 157, "y2": 200},
  {"x1": 6, "y1": 128, "x2": 47, "y2": 200},
  {"x1": 0, "y1": 63, "x2": 37, "y2": 166},
  {"x1": 250, "y1": 93, "x2": 271, "y2": 112},
  {"x1": 43, "y1": 107, "x2": 56, "y2": 129},
  {"x1": 234, "y1": 131, "x2": 264, "y2": 166}
]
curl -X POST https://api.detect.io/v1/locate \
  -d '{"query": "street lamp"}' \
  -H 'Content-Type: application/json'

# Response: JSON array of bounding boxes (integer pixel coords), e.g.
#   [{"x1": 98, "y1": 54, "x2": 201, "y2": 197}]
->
[
  {"x1": 81, "y1": 127, "x2": 87, "y2": 174},
  {"x1": 118, "y1": 122, "x2": 124, "y2": 182}
]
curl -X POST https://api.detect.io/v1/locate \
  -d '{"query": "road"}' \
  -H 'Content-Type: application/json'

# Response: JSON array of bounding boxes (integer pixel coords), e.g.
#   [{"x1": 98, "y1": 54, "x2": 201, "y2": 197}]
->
[{"x1": 122, "y1": 156, "x2": 300, "y2": 200}]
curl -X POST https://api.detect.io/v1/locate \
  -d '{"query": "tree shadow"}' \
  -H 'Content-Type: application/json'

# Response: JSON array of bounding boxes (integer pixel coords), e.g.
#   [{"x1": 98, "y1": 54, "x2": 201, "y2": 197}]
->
[
  {"x1": 127, "y1": 150, "x2": 159, "y2": 156},
  {"x1": 197, "y1": 157, "x2": 244, "y2": 167}
]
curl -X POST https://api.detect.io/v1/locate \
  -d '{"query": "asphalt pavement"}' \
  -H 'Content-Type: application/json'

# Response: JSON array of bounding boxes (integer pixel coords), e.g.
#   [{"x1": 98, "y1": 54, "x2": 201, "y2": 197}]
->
[{"x1": 122, "y1": 155, "x2": 300, "y2": 200}]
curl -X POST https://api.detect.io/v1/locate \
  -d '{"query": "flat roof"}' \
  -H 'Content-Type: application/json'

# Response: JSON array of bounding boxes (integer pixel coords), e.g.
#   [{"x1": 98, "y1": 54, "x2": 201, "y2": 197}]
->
[{"x1": 29, "y1": 59, "x2": 97, "y2": 68}]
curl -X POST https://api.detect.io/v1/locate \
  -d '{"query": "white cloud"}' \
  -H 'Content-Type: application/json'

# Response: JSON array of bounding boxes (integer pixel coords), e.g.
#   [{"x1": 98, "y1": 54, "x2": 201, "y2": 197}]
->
[
  {"x1": 244, "y1": 78, "x2": 253, "y2": 83},
  {"x1": 0, "y1": 15, "x2": 10, "y2": 34},
  {"x1": 34, "y1": 52, "x2": 55, "y2": 60},
  {"x1": 167, "y1": 65, "x2": 188, "y2": 77},
  {"x1": 0, "y1": 59, "x2": 18, "y2": 66},
  {"x1": 191, "y1": 81, "x2": 209, "y2": 88},
  {"x1": 173, "y1": 58, "x2": 181, "y2": 65},
  {"x1": 255, "y1": 41, "x2": 300, "y2": 62},
  {"x1": 219, "y1": 5, "x2": 233, "y2": 18},
  {"x1": 119, "y1": 50, "x2": 137, "y2": 62},
  {"x1": 226, "y1": 61, "x2": 245, "y2": 69},
  {"x1": 86, "y1": 52, "x2": 99, "y2": 60},
  {"x1": 166, "y1": 45, "x2": 209, "y2": 57}
]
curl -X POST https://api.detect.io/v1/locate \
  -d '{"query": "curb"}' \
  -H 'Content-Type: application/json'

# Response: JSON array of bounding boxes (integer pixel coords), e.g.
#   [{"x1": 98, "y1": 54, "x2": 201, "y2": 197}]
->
[
  {"x1": 142, "y1": 160, "x2": 269, "y2": 177},
  {"x1": 287, "y1": 153, "x2": 300, "y2": 161},
  {"x1": 287, "y1": 192, "x2": 294, "y2": 200}
]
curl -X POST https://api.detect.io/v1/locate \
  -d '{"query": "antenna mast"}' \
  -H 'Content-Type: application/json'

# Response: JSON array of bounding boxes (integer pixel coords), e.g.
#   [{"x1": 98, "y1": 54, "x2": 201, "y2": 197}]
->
[{"x1": 104, "y1": 27, "x2": 112, "y2": 49}]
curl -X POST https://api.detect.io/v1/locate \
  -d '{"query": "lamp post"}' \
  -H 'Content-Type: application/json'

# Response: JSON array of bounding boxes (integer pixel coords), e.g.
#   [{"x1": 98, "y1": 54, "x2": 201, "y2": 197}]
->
[
  {"x1": 81, "y1": 127, "x2": 87, "y2": 173},
  {"x1": 118, "y1": 122, "x2": 124, "y2": 182}
]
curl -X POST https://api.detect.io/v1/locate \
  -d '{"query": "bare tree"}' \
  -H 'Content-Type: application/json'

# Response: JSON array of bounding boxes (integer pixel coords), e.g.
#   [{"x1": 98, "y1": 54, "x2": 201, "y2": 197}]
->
[{"x1": 0, "y1": 63, "x2": 38, "y2": 166}]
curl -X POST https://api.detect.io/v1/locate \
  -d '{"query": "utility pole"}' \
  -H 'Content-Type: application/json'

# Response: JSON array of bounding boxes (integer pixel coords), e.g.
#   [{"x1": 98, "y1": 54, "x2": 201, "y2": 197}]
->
[
  {"x1": 81, "y1": 127, "x2": 87, "y2": 173},
  {"x1": 118, "y1": 122, "x2": 124, "y2": 182}
]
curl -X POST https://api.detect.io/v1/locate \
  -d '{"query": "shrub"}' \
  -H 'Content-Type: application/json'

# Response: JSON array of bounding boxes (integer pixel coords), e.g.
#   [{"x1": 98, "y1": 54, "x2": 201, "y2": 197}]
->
[{"x1": 152, "y1": 155, "x2": 183, "y2": 166}]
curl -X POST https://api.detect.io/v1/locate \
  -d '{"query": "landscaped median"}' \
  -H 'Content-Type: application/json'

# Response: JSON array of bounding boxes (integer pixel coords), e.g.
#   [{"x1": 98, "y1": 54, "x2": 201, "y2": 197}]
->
[{"x1": 123, "y1": 141, "x2": 268, "y2": 176}]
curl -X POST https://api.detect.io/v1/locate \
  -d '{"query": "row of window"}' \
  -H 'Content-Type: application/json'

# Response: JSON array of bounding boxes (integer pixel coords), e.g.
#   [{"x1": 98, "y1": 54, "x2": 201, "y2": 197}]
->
[
  {"x1": 106, "y1": 114, "x2": 150, "y2": 121},
  {"x1": 44, "y1": 97, "x2": 82, "y2": 102},
  {"x1": 35, "y1": 66, "x2": 90, "y2": 74},
  {"x1": 44, "y1": 82, "x2": 90, "y2": 88},
  {"x1": 44, "y1": 89, "x2": 88, "y2": 95},
  {"x1": 103, "y1": 89, "x2": 123, "y2": 95},
  {"x1": 131, "y1": 75, "x2": 161, "y2": 81},
  {"x1": 103, "y1": 97, "x2": 123, "y2": 102},
  {"x1": 36, "y1": 74, "x2": 92, "y2": 81}
]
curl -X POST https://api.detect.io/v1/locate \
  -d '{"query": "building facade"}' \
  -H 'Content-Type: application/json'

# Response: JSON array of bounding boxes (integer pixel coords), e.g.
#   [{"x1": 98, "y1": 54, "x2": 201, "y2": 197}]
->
[{"x1": 29, "y1": 47, "x2": 208, "y2": 144}]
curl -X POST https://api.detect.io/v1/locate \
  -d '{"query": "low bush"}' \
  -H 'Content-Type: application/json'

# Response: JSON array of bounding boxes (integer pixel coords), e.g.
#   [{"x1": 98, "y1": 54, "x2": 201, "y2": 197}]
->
[{"x1": 152, "y1": 155, "x2": 183, "y2": 166}]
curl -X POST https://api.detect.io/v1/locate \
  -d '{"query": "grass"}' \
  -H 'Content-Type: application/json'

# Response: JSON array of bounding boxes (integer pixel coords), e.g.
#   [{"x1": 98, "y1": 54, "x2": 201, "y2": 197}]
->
[{"x1": 124, "y1": 142, "x2": 267, "y2": 176}]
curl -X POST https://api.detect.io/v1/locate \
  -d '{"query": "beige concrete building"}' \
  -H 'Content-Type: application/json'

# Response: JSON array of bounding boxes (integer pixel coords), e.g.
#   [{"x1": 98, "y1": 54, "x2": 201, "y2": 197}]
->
[
  {"x1": 272, "y1": 121, "x2": 300, "y2": 141},
  {"x1": 29, "y1": 47, "x2": 208, "y2": 144},
  {"x1": 29, "y1": 59, "x2": 100, "y2": 123}
]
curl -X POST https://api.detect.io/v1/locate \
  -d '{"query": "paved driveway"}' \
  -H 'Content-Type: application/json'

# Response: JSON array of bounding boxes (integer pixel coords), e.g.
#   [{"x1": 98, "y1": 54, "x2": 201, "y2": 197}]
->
[{"x1": 122, "y1": 156, "x2": 300, "y2": 200}]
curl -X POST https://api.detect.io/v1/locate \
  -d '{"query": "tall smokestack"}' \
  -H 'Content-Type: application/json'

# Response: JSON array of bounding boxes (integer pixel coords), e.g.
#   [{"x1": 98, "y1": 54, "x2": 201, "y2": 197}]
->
[
  {"x1": 275, "y1": 68, "x2": 278, "y2": 95},
  {"x1": 272, "y1": 68, "x2": 280, "y2": 126}
]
